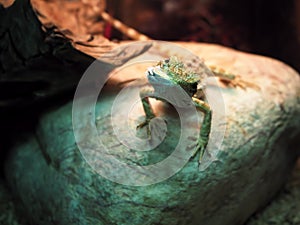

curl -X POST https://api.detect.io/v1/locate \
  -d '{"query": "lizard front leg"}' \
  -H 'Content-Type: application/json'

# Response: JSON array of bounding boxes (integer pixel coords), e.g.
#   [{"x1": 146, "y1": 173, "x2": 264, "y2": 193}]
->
[
  {"x1": 137, "y1": 87, "x2": 156, "y2": 131},
  {"x1": 192, "y1": 97, "x2": 212, "y2": 163}
]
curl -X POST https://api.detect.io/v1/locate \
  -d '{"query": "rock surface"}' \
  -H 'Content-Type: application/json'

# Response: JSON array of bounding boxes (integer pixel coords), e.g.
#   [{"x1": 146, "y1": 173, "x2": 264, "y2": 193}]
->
[
  {"x1": 245, "y1": 159, "x2": 300, "y2": 225},
  {"x1": 4, "y1": 42, "x2": 300, "y2": 225},
  {"x1": 2, "y1": 161, "x2": 300, "y2": 225}
]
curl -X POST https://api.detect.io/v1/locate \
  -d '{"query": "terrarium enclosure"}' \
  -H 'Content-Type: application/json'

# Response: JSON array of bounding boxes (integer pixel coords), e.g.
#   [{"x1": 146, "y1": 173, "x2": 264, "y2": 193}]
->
[
  {"x1": 0, "y1": 1, "x2": 300, "y2": 225},
  {"x1": 5, "y1": 0, "x2": 299, "y2": 70}
]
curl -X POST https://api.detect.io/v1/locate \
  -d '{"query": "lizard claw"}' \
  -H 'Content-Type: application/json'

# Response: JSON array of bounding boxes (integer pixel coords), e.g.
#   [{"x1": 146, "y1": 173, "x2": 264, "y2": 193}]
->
[
  {"x1": 189, "y1": 138, "x2": 208, "y2": 164},
  {"x1": 137, "y1": 119, "x2": 151, "y2": 136},
  {"x1": 136, "y1": 120, "x2": 148, "y2": 129}
]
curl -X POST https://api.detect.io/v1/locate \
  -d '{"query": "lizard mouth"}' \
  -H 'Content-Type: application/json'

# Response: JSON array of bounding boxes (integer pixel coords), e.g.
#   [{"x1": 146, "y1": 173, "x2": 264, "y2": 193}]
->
[
  {"x1": 147, "y1": 66, "x2": 170, "y2": 79},
  {"x1": 147, "y1": 67, "x2": 156, "y2": 76}
]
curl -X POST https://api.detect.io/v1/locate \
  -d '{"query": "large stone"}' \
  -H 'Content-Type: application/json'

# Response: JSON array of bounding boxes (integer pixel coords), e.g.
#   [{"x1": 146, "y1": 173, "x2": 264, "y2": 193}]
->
[{"x1": 5, "y1": 42, "x2": 300, "y2": 225}]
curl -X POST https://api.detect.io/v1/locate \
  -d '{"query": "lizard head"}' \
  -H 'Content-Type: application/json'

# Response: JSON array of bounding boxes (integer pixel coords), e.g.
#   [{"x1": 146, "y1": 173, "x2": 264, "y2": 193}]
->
[{"x1": 147, "y1": 56, "x2": 199, "y2": 97}]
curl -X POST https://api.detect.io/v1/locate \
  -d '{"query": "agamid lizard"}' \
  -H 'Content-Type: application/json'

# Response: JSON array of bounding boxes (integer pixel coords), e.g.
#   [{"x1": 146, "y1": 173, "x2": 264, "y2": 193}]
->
[{"x1": 137, "y1": 56, "x2": 258, "y2": 163}]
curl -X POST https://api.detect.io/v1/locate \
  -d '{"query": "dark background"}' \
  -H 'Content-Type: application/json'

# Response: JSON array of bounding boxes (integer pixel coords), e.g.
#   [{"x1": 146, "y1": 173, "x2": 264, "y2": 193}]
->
[{"x1": 107, "y1": 0, "x2": 300, "y2": 72}]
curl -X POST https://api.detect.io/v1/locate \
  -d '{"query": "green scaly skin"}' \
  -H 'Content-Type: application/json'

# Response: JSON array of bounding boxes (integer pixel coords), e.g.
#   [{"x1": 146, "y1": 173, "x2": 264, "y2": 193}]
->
[{"x1": 137, "y1": 56, "x2": 256, "y2": 164}]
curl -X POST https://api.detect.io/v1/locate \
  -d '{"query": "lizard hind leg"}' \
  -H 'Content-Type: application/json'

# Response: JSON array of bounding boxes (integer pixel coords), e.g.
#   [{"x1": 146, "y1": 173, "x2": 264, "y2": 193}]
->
[
  {"x1": 209, "y1": 65, "x2": 259, "y2": 90},
  {"x1": 191, "y1": 97, "x2": 212, "y2": 163}
]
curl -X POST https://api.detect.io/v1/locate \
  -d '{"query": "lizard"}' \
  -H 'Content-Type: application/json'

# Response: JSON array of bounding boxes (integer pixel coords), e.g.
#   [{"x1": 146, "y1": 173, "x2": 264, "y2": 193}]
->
[{"x1": 137, "y1": 56, "x2": 257, "y2": 163}]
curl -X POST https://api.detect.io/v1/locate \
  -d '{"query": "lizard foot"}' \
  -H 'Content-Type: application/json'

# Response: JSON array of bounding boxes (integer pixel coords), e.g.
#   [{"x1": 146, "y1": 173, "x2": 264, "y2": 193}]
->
[
  {"x1": 136, "y1": 119, "x2": 151, "y2": 136},
  {"x1": 189, "y1": 137, "x2": 208, "y2": 164}
]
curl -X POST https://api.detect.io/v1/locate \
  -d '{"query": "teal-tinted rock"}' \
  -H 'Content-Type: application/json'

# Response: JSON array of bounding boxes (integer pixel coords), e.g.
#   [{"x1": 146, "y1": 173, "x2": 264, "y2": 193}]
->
[{"x1": 5, "y1": 43, "x2": 300, "y2": 225}]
